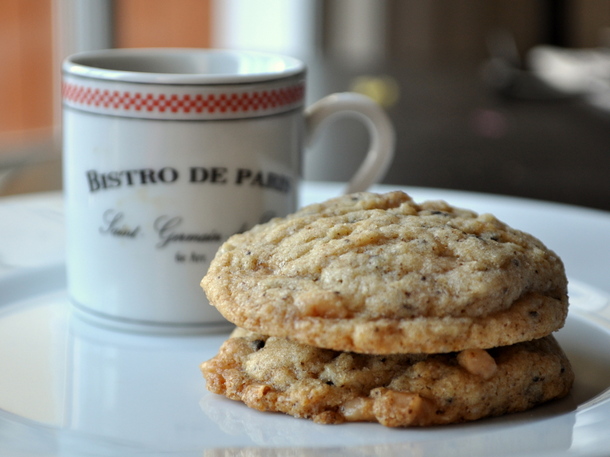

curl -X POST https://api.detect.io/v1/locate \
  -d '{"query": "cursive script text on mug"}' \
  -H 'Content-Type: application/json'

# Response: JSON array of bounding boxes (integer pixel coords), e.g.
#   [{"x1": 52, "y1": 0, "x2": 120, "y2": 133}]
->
[
  {"x1": 154, "y1": 215, "x2": 222, "y2": 249},
  {"x1": 99, "y1": 209, "x2": 142, "y2": 238}
]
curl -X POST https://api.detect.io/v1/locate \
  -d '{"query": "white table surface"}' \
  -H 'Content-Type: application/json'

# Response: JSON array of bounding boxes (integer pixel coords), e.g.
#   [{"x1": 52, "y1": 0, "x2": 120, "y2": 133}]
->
[{"x1": 1, "y1": 182, "x2": 609, "y2": 457}]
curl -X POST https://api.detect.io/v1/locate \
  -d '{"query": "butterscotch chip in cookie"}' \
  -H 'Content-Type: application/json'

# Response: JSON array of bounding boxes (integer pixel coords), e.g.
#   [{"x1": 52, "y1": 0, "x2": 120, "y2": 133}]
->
[
  {"x1": 201, "y1": 191, "x2": 568, "y2": 354},
  {"x1": 201, "y1": 329, "x2": 574, "y2": 427}
]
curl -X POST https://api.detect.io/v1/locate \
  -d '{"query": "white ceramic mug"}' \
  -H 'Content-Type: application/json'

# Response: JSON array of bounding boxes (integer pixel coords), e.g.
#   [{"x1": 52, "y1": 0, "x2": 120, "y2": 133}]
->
[{"x1": 62, "y1": 48, "x2": 394, "y2": 333}]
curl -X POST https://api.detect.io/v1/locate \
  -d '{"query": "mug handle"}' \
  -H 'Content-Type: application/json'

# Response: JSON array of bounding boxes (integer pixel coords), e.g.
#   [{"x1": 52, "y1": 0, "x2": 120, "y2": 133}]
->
[{"x1": 305, "y1": 92, "x2": 395, "y2": 193}]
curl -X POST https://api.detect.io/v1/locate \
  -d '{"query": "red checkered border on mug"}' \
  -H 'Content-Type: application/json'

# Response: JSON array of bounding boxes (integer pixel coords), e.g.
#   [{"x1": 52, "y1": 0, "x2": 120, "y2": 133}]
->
[{"x1": 62, "y1": 81, "x2": 305, "y2": 117}]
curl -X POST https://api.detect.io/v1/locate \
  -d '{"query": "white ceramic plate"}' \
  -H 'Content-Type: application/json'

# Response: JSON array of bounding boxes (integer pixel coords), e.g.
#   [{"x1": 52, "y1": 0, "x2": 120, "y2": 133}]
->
[
  {"x1": 0, "y1": 266, "x2": 609, "y2": 457},
  {"x1": 1, "y1": 184, "x2": 610, "y2": 456}
]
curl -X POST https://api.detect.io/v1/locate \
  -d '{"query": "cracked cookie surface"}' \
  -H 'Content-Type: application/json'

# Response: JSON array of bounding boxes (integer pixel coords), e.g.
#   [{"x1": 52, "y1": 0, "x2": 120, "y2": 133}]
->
[
  {"x1": 201, "y1": 191, "x2": 568, "y2": 353},
  {"x1": 201, "y1": 329, "x2": 574, "y2": 427}
]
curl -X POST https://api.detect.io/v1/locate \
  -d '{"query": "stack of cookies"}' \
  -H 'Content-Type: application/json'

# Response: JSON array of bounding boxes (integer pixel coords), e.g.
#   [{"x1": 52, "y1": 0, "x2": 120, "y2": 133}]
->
[{"x1": 200, "y1": 191, "x2": 574, "y2": 427}]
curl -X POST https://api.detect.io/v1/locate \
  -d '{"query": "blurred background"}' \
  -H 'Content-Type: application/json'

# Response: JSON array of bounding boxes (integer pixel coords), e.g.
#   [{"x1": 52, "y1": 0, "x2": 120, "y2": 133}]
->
[{"x1": 1, "y1": 0, "x2": 609, "y2": 210}]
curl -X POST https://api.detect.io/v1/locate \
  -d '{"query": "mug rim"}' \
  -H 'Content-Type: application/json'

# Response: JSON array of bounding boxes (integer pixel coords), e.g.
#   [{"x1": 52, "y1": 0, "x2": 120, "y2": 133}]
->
[{"x1": 63, "y1": 48, "x2": 306, "y2": 85}]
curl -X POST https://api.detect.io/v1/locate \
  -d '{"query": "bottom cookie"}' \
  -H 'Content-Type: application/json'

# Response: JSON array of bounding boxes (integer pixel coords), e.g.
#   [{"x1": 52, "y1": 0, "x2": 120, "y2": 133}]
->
[{"x1": 201, "y1": 329, "x2": 574, "y2": 427}]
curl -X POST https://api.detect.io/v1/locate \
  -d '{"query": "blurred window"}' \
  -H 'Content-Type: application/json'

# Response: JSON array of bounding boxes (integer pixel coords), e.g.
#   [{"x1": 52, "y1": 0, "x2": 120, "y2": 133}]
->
[
  {"x1": 0, "y1": 0, "x2": 54, "y2": 148},
  {"x1": 114, "y1": 0, "x2": 212, "y2": 48},
  {"x1": 0, "y1": 0, "x2": 212, "y2": 195}
]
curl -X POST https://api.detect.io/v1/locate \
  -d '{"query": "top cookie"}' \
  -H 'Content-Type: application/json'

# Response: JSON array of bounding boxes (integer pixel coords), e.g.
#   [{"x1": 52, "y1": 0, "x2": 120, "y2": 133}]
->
[{"x1": 201, "y1": 191, "x2": 568, "y2": 354}]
